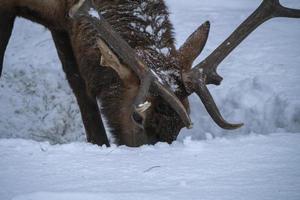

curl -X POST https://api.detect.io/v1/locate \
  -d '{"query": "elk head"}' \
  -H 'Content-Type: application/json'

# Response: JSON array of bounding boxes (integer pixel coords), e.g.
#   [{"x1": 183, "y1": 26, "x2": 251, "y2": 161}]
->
[{"x1": 70, "y1": 0, "x2": 299, "y2": 147}]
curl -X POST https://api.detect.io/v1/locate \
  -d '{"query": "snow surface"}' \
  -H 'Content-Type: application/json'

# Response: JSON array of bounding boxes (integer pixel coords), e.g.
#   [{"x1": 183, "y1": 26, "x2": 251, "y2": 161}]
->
[
  {"x1": 0, "y1": 0, "x2": 300, "y2": 199},
  {"x1": 1, "y1": 133, "x2": 300, "y2": 200}
]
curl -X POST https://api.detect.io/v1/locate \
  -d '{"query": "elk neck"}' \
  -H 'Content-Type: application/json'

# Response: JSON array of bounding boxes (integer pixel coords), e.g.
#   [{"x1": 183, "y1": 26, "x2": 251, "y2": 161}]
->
[
  {"x1": 95, "y1": 0, "x2": 186, "y2": 96},
  {"x1": 94, "y1": 0, "x2": 176, "y2": 55},
  {"x1": 1, "y1": 0, "x2": 80, "y2": 30}
]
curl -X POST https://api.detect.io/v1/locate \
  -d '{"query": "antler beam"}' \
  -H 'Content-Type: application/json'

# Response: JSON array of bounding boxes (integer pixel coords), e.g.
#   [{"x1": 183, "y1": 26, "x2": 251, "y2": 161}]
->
[
  {"x1": 193, "y1": 0, "x2": 300, "y2": 85},
  {"x1": 183, "y1": 0, "x2": 300, "y2": 129}
]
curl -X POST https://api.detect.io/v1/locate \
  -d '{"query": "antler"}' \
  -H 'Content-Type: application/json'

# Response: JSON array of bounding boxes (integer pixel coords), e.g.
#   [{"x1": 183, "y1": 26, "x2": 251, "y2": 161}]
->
[
  {"x1": 182, "y1": 0, "x2": 300, "y2": 129},
  {"x1": 69, "y1": 0, "x2": 192, "y2": 128}
]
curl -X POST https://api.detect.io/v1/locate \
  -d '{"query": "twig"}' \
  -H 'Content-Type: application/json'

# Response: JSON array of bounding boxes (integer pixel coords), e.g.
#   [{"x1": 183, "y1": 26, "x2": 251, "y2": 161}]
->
[{"x1": 143, "y1": 165, "x2": 161, "y2": 173}]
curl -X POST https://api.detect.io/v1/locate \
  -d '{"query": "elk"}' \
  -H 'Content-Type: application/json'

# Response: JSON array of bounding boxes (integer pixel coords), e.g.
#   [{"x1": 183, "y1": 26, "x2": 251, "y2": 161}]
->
[{"x1": 0, "y1": 0, "x2": 299, "y2": 147}]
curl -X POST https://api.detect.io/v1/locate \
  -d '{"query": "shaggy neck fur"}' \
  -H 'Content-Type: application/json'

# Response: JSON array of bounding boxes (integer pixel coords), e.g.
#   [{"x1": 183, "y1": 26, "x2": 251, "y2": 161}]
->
[
  {"x1": 96, "y1": 0, "x2": 184, "y2": 91},
  {"x1": 94, "y1": 0, "x2": 176, "y2": 55}
]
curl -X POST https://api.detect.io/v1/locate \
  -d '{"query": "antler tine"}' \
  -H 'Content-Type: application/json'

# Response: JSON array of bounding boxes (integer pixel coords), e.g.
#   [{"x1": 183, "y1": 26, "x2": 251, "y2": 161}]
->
[
  {"x1": 194, "y1": 81, "x2": 243, "y2": 130},
  {"x1": 182, "y1": 68, "x2": 242, "y2": 130},
  {"x1": 70, "y1": 0, "x2": 192, "y2": 128},
  {"x1": 273, "y1": 0, "x2": 300, "y2": 18},
  {"x1": 182, "y1": 0, "x2": 300, "y2": 130}
]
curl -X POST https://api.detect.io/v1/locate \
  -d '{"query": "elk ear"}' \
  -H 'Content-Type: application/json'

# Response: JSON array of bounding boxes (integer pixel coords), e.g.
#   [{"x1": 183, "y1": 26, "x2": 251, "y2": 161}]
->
[
  {"x1": 177, "y1": 21, "x2": 210, "y2": 70},
  {"x1": 97, "y1": 39, "x2": 134, "y2": 82}
]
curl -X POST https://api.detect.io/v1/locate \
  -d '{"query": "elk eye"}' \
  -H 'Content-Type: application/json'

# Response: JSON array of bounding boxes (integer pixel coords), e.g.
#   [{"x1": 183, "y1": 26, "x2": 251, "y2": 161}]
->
[{"x1": 132, "y1": 111, "x2": 144, "y2": 126}]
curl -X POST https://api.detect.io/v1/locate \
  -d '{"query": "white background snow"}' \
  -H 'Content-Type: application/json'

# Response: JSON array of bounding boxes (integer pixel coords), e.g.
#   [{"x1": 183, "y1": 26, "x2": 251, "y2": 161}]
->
[{"x1": 0, "y1": 0, "x2": 299, "y2": 199}]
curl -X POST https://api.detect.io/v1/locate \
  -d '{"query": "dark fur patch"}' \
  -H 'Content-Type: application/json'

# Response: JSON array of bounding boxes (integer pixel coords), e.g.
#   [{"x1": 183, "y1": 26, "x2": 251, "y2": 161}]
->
[{"x1": 94, "y1": 0, "x2": 176, "y2": 53}]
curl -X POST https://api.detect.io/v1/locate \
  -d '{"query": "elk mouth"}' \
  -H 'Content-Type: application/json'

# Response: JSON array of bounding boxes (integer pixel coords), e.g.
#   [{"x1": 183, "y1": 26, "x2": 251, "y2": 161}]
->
[{"x1": 122, "y1": 131, "x2": 150, "y2": 147}]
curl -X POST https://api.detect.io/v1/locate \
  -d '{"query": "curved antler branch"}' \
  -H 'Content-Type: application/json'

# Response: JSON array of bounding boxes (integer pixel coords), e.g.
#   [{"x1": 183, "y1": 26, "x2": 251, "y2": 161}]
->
[{"x1": 183, "y1": 69, "x2": 243, "y2": 129}]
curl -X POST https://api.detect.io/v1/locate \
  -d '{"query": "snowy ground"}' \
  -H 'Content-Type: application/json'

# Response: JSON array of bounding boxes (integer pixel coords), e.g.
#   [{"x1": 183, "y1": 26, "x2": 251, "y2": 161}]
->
[
  {"x1": 1, "y1": 133, "x2": 300, "y2": 200},
  {"x1": 0, "y1": 0, "x2": 300, "y2": 199}
]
